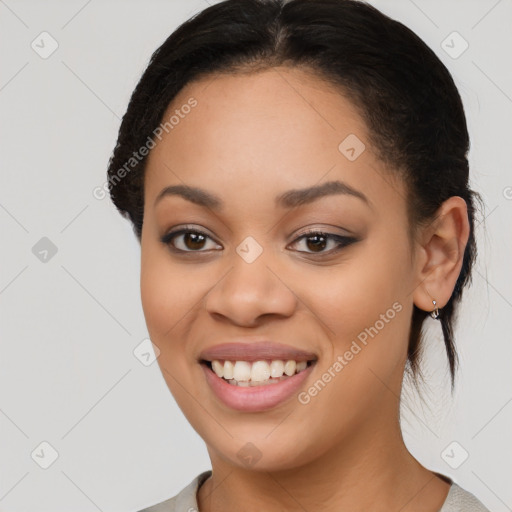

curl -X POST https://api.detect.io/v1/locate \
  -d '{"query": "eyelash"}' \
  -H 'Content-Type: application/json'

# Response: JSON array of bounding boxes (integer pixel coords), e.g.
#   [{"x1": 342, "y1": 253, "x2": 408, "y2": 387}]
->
[{"x1": 160, "y1": 226, "x2": 357, "y2": 256}]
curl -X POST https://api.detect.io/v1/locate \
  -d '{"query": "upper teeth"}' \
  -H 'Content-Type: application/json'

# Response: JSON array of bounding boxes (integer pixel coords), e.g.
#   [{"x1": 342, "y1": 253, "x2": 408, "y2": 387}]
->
[{"x1": 211, "y1": 359, "x2": 308, "y2": 382}]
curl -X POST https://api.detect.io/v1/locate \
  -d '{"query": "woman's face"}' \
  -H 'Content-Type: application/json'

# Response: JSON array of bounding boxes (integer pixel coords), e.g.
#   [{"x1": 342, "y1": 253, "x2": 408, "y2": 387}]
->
[{"x1": 141, "y1": 67, "x2": 421, "y2": 470}]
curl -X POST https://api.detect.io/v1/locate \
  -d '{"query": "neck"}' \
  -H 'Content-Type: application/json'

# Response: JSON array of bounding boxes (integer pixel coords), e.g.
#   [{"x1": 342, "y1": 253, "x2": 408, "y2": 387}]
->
[{"x1": 197, "y1": 406, "x2": 450, "y2": 512}]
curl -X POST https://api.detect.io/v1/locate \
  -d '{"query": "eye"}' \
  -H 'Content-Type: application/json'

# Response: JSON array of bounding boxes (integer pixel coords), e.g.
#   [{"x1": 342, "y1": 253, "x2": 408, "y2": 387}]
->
[
  {"x1": 161, "y1": 226, "x2": 357, "y2": 255},
  {"x1": 289, "y1": 230, "x2": 357, "y2": 255},
  {"x1": 161, "y1": 227, "x2": 222, "y2": 253}
]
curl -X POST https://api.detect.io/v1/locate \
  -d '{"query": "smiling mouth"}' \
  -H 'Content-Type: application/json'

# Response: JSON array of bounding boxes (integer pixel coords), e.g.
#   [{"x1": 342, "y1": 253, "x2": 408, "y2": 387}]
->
[{"x1": 201, "y1": 359, "x2": 316, "y2": 387}]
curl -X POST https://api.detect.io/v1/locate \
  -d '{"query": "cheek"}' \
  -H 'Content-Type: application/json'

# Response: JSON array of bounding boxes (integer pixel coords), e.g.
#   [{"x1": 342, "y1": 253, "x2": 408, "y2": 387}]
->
[
  {"x1": 140, "y1": 257, "x2": 179, "y2": 340},
  {"x1": 139, "y1": 252, "x2": 197, "y2": 389},
  {"x1": 306, "y1": 239, "x2": 411, "y2": 337},
  {"x1": 139, "y1": 241, "x2": 222, "y2": 382},
  {"x1": 140, "y1": 245, "x2": 199, "y2": 340},
  {"x1": 139, "y1": 248, "x2": 200, "y2": 399},
  {"x1": 297, "y1": 232, "x2": 414, "y2": 407}
]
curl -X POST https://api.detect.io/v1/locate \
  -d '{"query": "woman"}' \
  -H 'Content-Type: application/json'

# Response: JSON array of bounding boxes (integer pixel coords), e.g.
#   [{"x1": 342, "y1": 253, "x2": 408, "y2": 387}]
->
[{"x1": 106, "y1": 0, "x2": 489, "y2": 510}]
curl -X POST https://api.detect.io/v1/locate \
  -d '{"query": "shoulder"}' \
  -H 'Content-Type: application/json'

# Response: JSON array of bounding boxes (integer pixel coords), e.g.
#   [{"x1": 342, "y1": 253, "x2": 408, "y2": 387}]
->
[
  {"x1": 137, "y1": 470, "x2": 212, "y2": 512},
  {"x1": 439, "y1": 481, "x2": 490, "y2": 512}
]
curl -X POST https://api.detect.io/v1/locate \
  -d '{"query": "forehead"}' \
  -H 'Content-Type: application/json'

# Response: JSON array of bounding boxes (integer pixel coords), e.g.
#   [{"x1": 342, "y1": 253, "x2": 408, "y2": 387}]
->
[{"x1": 144, "y1": 67, "x2": 405, "y2": 214}]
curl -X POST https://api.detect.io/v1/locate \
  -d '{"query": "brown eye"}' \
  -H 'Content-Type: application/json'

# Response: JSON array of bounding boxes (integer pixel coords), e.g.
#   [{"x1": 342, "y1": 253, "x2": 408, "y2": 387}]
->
[
  {"x1": 161, "y1": 228, "x2": 222, "y2": 253},
  {"x1": 290, "y1": 231, "x2": 357, "y2": 255},
  {"x1": 304, "y1": 233, "x2": 328, "y2": 252},
  {"x1": 182, "y1": 232, "x2": 207, "y2": 250}
]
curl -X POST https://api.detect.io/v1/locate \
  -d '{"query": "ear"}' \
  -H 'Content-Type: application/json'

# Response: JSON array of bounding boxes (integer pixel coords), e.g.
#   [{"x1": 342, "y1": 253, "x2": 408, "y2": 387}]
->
[{"x1": 412, "y1": 196, "x2": 470, "y2": 313}]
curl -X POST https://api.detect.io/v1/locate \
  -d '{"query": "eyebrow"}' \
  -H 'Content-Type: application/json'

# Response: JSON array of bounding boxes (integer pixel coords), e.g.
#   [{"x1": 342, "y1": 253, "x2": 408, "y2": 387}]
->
[{"x1": 154, "y1": 180, "x2": 370, "y2": 210}]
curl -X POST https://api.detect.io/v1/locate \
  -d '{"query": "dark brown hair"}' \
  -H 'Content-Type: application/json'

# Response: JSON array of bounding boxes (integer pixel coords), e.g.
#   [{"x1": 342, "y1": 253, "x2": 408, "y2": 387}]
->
[{"x1": 106, "y1": 0, "x2": 481, "y2": 388}]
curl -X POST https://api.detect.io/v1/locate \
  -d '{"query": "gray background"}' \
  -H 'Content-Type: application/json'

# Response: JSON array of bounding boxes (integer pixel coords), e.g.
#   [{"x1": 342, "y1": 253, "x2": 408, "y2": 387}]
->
[{"x1": 0, "y1": 0, "x2": 511, "y2": 510}]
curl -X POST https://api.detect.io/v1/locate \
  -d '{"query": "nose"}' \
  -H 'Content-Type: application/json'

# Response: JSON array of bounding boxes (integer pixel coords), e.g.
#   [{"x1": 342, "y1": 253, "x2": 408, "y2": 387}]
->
[{"x1": 204, "y1": 248, "x2": 298, "y2": 328}]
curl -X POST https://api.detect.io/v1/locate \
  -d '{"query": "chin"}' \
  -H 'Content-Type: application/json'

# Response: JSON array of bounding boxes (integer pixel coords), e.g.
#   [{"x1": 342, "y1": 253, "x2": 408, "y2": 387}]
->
[{"x1": 199, "y1": 425, "x2": 323, "y2": 473}]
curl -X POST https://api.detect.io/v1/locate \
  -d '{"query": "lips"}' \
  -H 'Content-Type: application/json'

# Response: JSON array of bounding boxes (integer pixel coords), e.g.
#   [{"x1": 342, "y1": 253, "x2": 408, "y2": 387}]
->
[
  {"x1": 201, "y1": 358, "x2": 316, "y2": 412},
  {"x1": 198, "y1": 340, "x2": 318, "y2": 363},
  {"x1": 197, "y1": 340, "x2": 318, "y2": 411}
]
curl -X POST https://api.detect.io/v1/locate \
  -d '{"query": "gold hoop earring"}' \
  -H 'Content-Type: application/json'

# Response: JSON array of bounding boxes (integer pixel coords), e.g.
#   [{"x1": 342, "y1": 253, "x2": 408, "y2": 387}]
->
[{"x1": 430, "y1": 299, "x2": 440, "y2": 319}]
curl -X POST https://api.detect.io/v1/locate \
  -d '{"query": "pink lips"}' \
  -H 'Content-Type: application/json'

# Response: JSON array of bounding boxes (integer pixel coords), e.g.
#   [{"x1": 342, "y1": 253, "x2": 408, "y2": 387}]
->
[
  {"x1": 201, "y1": 362, "x2": 315, "y2": 412},
  {"x1": 198, "y1": 340, "x2": 317, "y2": 412},
  {"x1": 198, "y1": 341, "x2": 317, "y2": 363}
]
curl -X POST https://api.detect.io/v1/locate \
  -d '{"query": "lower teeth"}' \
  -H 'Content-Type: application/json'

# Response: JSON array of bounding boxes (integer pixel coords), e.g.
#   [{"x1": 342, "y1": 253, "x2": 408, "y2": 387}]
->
[{"x1": 224, "y1": 375, "x2": 292, "y2": 386}]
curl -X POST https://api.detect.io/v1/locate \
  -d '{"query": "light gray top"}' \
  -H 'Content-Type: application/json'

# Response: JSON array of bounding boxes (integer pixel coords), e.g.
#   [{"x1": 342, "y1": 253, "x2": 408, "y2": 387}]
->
[{"x1": 138, "y1": 470, "x2": 490, "y2": 512}]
